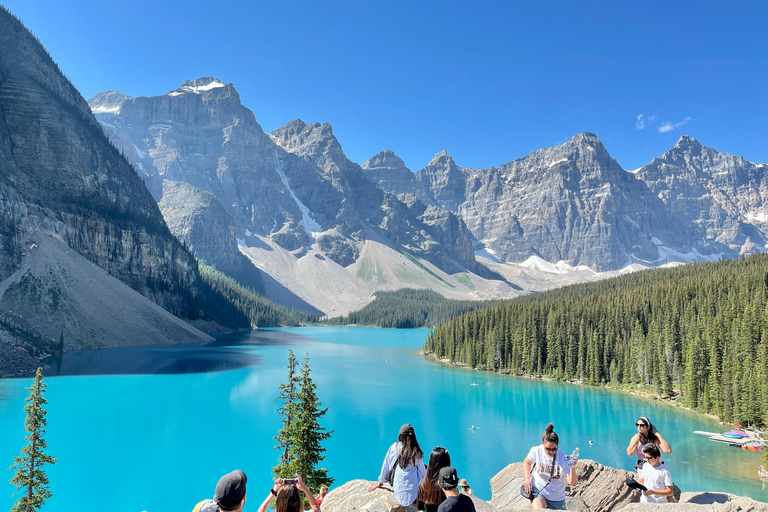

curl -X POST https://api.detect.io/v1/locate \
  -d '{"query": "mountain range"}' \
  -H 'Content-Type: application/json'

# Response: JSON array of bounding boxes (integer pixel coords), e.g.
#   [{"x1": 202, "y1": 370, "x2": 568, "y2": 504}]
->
[{"x1": 88, "y1": 77, "x2": 768, "y2": 316}]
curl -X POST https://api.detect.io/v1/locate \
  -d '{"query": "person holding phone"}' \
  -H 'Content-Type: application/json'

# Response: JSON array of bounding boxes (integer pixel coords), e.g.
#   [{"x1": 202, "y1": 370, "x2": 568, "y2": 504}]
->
[{"x1": 257, "y1": 474, "x2": 321, "y2": 512}]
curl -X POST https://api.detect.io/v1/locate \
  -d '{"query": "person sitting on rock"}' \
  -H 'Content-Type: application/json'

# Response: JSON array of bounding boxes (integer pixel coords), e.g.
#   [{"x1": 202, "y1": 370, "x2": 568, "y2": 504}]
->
[
  {"x1": 458, "y1": 479, "x2": 473, "y2": 496},
  {"x1": 192, "y1": 469, "x2": 247, "y2": 512},
  {"x1": 418, "y1": 446, "x2": 452, "y2": 512},
  {"x1": 637, "y1": 443, "x2": 673, "y2": 504},
  {"x1": 369, "y1": 423, "x2": 426, "y2": 512},
  {"x1": 437, "y1": 467, "x2": 476, "y2": 512},
  {"x1": 257, "y1": 475, "x2": 321, "y2": 512},
  {"x1": 626, "y1": 416, "x2": 671, "y2": 471},
  {"x1": 523, "y1": 423, "x2": 578, "y2": 510}
]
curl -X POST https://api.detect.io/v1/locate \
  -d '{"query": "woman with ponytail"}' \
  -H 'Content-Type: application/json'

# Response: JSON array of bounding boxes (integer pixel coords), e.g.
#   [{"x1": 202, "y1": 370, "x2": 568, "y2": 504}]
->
[
  {"x1": 522, "y1": 424, "x2": 578, "y2": 510},
  {"x1": 418, "y1": 446, "x2": 452, "y2": 512},
  {"x1": 368, "y1": 424, "x2": 426, "y2": 512}
]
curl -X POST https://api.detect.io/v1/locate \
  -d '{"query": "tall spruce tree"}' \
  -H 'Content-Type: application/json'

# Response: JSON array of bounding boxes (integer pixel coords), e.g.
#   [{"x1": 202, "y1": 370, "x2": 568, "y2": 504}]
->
[
  {"x1": 273, "y1": 351, "x2": 333, "y2": 493},
  {"x1": 9, "y1": 368, "x2": 57, "y2": 512},
  {"x1": 274, "y1": 350, "x2": 300, "y2": 477},
  {"x1": 291, "y1": 355, "x2": 334, "y2": 492}
]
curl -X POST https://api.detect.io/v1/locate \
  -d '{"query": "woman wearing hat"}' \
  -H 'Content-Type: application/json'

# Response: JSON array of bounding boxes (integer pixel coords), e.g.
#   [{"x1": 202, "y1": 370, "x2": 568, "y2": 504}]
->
[
  {"x1": 626, "y1": 416, "x2": 671, "y2": 472},
  {"x1": 458, "y1": 479, "x2": 473, "y2": 496},
  {"x1": 369, "y1": 424, "x2": 426, "y2": 512}
]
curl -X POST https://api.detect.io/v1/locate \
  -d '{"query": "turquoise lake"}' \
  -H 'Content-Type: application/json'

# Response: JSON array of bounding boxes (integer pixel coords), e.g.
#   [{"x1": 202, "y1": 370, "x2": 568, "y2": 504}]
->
[{"x1": 1, "y1": 327, "x2": 766, "y2": 511}]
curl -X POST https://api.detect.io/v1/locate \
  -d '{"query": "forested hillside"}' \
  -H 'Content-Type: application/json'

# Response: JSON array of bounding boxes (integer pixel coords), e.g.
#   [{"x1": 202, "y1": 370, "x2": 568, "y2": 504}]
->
[
  {"x1": 199, "y1": 263, "x2": 318, "y2": 328},
  {"x1": 324, "y1": 289, "x2": 495, "y2": 328},
  {"x1": 424, "y1": 255, "x2": 768, "y2": 425}
]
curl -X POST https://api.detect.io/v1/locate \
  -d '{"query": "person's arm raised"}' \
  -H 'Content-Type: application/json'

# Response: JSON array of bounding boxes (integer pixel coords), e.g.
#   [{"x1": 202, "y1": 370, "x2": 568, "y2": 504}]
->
[
  {"x1": 656, "y1": 432, "x2": 672, "y2": 454},
  {"x1": 626, "y1": 433, "x2": 641, "y2": 457},
  {"x1": 296, "y1": 475, "x2": 321, "y2": 512},
  {"x1": 258, "y1": 479, "x2": 284, "y2": 512}
]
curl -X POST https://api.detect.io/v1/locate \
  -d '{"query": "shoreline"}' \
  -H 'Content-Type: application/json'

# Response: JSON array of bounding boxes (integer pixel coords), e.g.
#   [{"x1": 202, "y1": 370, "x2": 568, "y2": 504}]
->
[{"x1": 421, "y1": 349, "x2": 753, "y2": 430}]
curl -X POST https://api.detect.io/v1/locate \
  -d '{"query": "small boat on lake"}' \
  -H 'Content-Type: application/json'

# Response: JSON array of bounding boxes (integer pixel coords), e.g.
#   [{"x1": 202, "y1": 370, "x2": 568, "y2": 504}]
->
[{"x1": 693, "y1": 430, "x2": 766, "y2": 448}]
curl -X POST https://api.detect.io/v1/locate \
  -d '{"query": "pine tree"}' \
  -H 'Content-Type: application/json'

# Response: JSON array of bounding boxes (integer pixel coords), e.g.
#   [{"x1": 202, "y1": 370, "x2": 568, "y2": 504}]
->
[
  {"x1": 273, "y1": 351, "x2": 333, "y2": 493},
  {"x1": 274, "y1": 350, "x2": 300, "y2": 477},
  {"x1": 290, "y1": 355, "x2": 334, "y2": 493},
  {"x1": 9, "y1": 368, "x2": 57, "y2": 512}
]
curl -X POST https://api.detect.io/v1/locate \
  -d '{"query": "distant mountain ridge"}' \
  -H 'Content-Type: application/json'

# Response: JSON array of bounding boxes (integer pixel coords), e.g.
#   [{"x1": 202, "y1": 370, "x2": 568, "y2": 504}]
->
[
  {"x1": 89, "y1": 78, "x2": 492, "y2": 315},
  {"x1": 89, "y1": 75, "x2": 768, "y2": 314},
  {"x1": 364, "y1": 133, "x2": 763, "y2": 270}
]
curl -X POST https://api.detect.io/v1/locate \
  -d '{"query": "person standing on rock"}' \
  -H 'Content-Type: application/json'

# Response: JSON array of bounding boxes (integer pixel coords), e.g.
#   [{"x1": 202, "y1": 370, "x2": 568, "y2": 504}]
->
[
  {"x1": 418, "y1": 446, "x2": 452, "y2": 512},
  {"x1": 369, "y1": 423, "x2": 426, "y2": 512},
  {"x1": 637, "y1": 443, "x2": 674, "y2": 504},
  {"x1": 437, "y1": 467, "x2": 476, "y2": 512},
  {"x1": 523, "y1": 424, "x2": 578, "y2": 510},
  {"x1": 626, "y1": 417, "x2": 671, "y2": 471}
]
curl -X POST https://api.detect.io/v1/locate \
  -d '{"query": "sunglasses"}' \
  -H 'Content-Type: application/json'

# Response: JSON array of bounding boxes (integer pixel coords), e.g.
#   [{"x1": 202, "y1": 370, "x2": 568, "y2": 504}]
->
[
  {"x1": 544, "y1": 446, "x2": 558, "y2": 454},
  {"x1": 635, "y1": 423, "x2": 648, "y2": 427}
]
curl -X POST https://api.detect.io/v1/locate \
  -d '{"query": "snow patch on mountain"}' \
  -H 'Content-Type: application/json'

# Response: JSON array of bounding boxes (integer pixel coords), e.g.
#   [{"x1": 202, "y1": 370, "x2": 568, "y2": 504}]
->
[
  {"x1": 745, "y1": 212, "x2": 768, "y2": 223},
  {"x1": 273, "y1": 151, "x2": 322, "y2": 237}
]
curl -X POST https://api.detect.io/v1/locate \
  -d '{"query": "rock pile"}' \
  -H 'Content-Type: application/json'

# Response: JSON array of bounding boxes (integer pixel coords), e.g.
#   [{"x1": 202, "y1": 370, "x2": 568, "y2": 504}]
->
[{"x1": 320, "y1": 460, "x2": 767, "y2": 512}]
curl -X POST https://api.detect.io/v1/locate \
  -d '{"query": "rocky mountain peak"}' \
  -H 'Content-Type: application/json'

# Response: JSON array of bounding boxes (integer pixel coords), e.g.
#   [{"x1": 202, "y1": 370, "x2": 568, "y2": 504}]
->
[
  {"x1": 427, "y1": 150, "x2": 456, "y2": 168},
  {"x1": 363, "y1": 149, "x2": 408, "y2": 172},
  {"x1": 674, "y1": 134, "x2": 702, "y2": 149},
  {"x1": 172, "y1": 76, "x2": 228, "y2": 94},
  {"x1": 88, "y1": 90, "x2": 133, "y2": 114},
  {"x1": 165, "y1": 77, "x2": 239, "y2": 103},
  {"x1": 567, "y1": 132, "x2": 608, "y2": 153},
  {"x1": 270, "y1": 120, "x2": 341, "y2": 157}
]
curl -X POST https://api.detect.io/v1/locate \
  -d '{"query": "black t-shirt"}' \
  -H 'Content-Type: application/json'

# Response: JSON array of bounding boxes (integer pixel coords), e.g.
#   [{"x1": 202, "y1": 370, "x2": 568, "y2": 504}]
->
[{"x1": 437, "y1": 493, "x2": 475, "y2": 512}]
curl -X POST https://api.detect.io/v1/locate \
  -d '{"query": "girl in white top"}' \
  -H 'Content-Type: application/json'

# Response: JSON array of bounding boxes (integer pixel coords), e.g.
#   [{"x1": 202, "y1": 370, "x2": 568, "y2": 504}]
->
[
  {"x1": 369, "y1": 423, "x2": 426, "y2": 512},
  {"x1": 523, "y1": 424, "x2": 578, "y2": 510}
]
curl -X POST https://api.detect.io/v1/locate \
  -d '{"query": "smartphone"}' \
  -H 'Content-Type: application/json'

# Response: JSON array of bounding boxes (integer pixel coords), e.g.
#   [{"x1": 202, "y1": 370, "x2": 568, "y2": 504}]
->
[{"x1": 284, "y1": 479, "x2": 297, "y2": 484}]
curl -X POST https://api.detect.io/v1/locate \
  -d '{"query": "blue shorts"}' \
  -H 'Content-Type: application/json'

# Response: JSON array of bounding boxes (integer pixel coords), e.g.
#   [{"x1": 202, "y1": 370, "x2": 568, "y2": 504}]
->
[{"x1": 532, "y1": 488, "x2": 567, "y2": 510}]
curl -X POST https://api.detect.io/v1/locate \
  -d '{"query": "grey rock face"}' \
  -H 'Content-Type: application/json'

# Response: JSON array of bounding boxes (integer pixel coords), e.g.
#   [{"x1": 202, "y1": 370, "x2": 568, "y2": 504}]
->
[
  {"x1": 366, "y1": 134, "x2": 731, "y2": 271},
  {"x1": 91, "y1": 82, "x2": 477, "y2": 275},
  {"x1": 271, "y1": 120, "x2": 479, "y2": 273},
  {"x1": 635, "y1": 135, "x2": 768, "y2": 254},
  {"x1": 0, "y1": 7, "x2": 203, "y2": 317},
  {"x1": 158, "y1": 181, "x2": 264, "y2": 292},
  {"x1": 362, "y1": 149, "x2": 416, "y2": 197}
]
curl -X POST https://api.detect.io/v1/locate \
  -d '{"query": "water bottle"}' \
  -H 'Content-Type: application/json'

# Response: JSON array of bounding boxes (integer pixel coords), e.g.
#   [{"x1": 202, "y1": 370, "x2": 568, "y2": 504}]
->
[{"x1": 567, "y1": 447, "x2": 579, "y2": 467}]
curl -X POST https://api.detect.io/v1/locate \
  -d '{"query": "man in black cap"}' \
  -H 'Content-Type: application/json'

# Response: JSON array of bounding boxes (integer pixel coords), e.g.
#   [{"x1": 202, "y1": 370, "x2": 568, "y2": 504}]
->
[
  {"x1": 192, "y1": 469, "x2": 248, "y2": 512},
  {"x1": 437, "y1": 467, "x2": 475, "y2": 512}
]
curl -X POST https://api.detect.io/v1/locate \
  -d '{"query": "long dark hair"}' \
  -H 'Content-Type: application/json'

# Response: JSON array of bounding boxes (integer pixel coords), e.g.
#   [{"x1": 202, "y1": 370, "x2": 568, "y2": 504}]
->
[
  {"x1": 637, "y1": 416, "x2": 659, "y2": 445},
  {"x1": 275, "y1": 483, "x2": 302, "y2": 512},
  {"x1": 541, "y1": 423, "x2": 559, "y2": 445},
  {"x1": 419, "y1": 447, "x2": 451, "y2": 505},
  {"x1": 398, "y1": 429, "x2": 424, "y2": 469}
]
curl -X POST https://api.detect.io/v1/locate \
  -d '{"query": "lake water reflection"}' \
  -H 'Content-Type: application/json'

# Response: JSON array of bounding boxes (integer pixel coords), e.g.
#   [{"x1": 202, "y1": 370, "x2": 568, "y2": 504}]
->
[{"x1": 1, "y1": 327, "x2": 765, "y2": 512}]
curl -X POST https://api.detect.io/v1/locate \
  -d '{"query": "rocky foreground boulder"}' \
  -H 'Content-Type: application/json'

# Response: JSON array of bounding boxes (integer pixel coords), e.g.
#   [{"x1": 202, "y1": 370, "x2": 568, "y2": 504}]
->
[{"x1": 321, "y1": 460, "x2": 766, "y2": 512}]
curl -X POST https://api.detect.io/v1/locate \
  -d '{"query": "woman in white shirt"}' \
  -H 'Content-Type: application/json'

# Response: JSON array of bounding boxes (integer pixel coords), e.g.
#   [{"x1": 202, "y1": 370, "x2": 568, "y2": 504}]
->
[
  {"x1": 369, "y1": 423, "x2": 427, "y2": 512},
  {"x1": 522, "y1": 424, "x2": 578, "y2": 510}
]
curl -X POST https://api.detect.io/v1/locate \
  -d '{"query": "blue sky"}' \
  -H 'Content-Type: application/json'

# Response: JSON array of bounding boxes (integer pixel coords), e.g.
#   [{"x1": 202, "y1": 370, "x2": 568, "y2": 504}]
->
[{"x1": 4, "y1": 0, "x2": 767, "y2": 171}]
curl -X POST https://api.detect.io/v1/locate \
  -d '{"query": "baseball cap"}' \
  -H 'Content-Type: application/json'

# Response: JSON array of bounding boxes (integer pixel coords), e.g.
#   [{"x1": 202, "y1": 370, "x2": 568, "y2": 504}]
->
[
  {"x1": 438, "y1": 467, "x2": 458, "y2": 489},
  {"x1": 399, "y1": 424, "x2": 414, "y2": 436},
  {"x1": 215, "y1": 470, "x2": 247, "y2": 510}
]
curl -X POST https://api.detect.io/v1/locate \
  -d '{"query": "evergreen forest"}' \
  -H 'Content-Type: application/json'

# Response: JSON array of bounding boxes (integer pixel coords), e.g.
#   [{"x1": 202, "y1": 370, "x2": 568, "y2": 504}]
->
[
  {"x1": 424, "y1": 254, "x2": 768, "y2": 426},
  {"x1": 324, "y1": 289, "x2": 496, "y2": 328},
  {"x1": 199, "y1": 262, "x2": 319, "y2": 328}
]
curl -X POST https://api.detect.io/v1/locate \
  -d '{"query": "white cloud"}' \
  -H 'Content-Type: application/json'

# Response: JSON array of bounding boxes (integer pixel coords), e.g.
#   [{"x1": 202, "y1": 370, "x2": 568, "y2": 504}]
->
[
  {"x1": 636, "y1": 113, "x2": 656, "y2": 130},
  {"x1": 658, "y1": 116, "x2": 692, "y2": 133}
]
